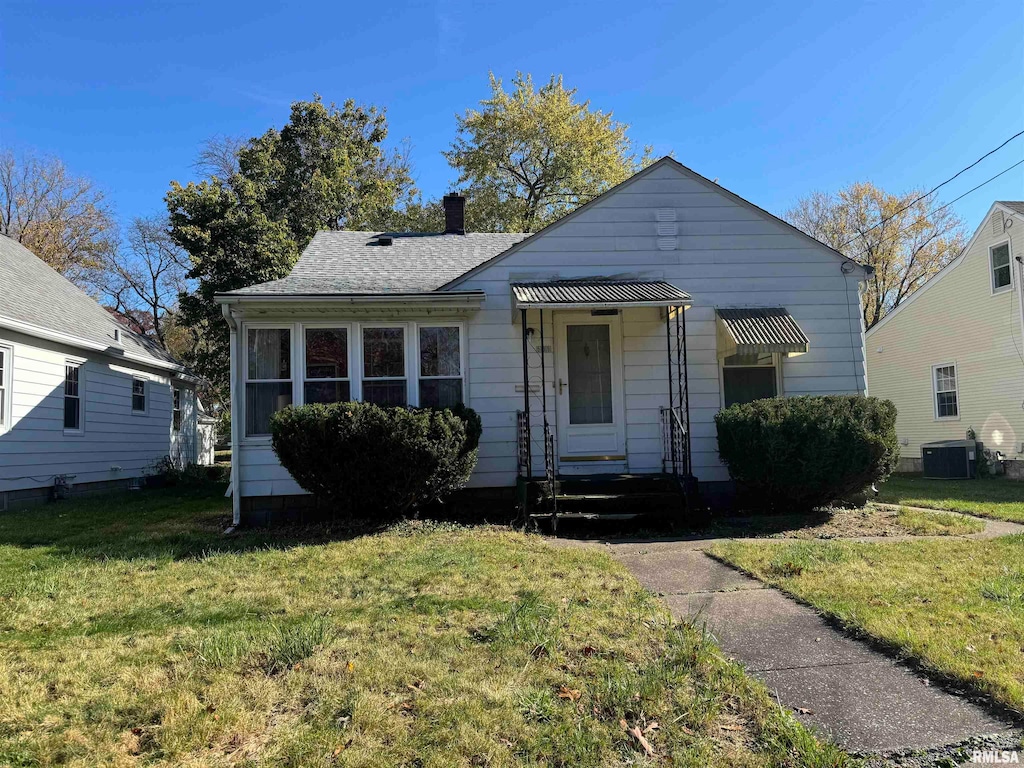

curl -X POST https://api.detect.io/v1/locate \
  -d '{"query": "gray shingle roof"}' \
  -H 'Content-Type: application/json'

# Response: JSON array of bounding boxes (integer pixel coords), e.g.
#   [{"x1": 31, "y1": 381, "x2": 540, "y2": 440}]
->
[
  {"x1": 224, "y1": 231, "x2": 530, "y2": 296},
  {"x1": 0, "y1": 235, "x2": 182, "y2": 369},
  {"x1": 999, "y1": 201, "x2": 1024, "y2": 215}
]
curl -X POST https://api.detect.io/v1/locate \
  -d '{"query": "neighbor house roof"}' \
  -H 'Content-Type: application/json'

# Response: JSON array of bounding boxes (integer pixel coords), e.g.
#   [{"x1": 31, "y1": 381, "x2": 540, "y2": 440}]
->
[
  {"x1": 511, "y1": 279, "x2": 691, "y2": 308},
  {"x1": 0, "y1": 235, "x2": 186, "y2": 372},
  {"x1": 998, "y1": 201, "x2": 1024, "y2": 216},
  {"x1": 221, "y1": 231, "x2": 530, "y2": 297}
]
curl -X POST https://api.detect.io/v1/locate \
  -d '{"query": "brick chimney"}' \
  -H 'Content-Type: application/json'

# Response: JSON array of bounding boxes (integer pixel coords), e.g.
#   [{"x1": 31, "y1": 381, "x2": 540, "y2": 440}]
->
[{"x1": 443, "y1": 193, "x2": 465, "y2": 235}]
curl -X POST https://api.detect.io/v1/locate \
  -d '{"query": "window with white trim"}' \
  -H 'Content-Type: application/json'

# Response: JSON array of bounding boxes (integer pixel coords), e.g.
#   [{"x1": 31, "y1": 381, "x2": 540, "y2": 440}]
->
[
  {"x1": 933, "y1": 363, "x2": 959, "y2": 419},
  {"x1": 64, "y1": 363, "x2": 82, "y2": 431},
  {"x1": 246, "y1": 327, "x2": 292, "y2": 436},
  {"x1": 0, "y1": 345, "x2": 10, "y2": 432},
  {"x1": 304, "y1": 326, "x2": 351, "y2": 404},
  {"x1": 132, "y1": 378, "x2": 147, "y2": 413},
  {"x1": 362, "y1": 326, "x2": 407, "y2": 406},
  {"x1": 419, "y1": 325, "x2": 464, "y2": 408},
  {"x1": 991, "y1": 243, "x2": 1012, "y2": 292},
  {"x1": 722, "y1": 352, "x2": 777, "y2": 408},
  {"x1": 173, "y1": 388, "x2": 182, "y2": 431}
]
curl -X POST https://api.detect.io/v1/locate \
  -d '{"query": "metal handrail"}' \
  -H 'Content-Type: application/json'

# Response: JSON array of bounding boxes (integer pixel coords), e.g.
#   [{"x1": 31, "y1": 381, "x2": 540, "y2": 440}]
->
[
  {"x1": 516, "y1": 410, "x2": 530, "y2": 478},
  {"x1": 661, "y1": 405, "x2": 687, "y2": 479}
]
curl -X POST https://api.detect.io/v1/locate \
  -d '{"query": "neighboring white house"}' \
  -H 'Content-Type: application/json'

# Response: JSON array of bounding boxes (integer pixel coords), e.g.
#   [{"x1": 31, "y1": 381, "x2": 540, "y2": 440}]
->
[
  {"x1": 217, "y1": 157, "x2": 872, "y2": 526},
  {"x1": 866, "y1": 201, "x2": 1024, "y2": 474},
  {"x1": 0, "y1": 235, "x2": 201, "y2": 509}
]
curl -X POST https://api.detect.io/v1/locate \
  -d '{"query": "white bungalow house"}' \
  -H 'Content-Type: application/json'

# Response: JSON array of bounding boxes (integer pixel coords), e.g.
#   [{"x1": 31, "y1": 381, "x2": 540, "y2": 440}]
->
[
  {"x1": 0, "y1": 235, "x2": 201, "y2": 509},
  {"x1": 217, "y1": 157, "x2": 872, "y2": 526},
  {"x1": 866, "y1": 201, "x2": 1024, "y2": 475}
]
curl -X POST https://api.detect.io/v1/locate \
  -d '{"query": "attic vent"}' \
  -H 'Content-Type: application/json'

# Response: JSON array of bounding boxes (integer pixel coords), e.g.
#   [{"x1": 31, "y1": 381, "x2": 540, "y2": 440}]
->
[
  {"x1": 657, "y1": 237, "x2": 678, "y2": 251},
  {"x1": 113, "y1": 328, "x2": 122, "y2": 343},
  {"x1": 993, "y1": 210, "x2": 1005, "y2": 236},
  {"x1": 655, "y1": 208, "x2": 677, "y2": 222},
  {"x1": 656, "y1": 221, "x2": 678, "y2": 236},
  {"x1": 376, "y1": 236, "x2": 394, "y2": 246}
]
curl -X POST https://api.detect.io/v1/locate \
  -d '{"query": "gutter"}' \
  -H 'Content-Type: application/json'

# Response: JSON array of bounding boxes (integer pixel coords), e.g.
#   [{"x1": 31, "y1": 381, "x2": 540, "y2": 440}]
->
[
  {"x1": 0, "y1": 314, "x2": 198, "y2": 381},
  {"x1": 220, "y1": 303, "x2": 242, "y2": 528},
  {"x1": 214, "y1": 291, "x2": 486, "y2": 305}
]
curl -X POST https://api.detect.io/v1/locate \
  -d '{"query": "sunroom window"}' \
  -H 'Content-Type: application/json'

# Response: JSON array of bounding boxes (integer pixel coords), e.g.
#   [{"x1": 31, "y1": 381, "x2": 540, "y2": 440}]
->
[
  {"x1": 246, "y1": 328, "x2": 292, "y2": 436},
  {"x1": 419, "y1": 326, "x2": 463, "y2": 408},
  {"x1": 362, "y1": 327, "x2": 407, "y2": 406},
  {"x1": 304, "y1": 327, "x2": 350, "y2": 404}
]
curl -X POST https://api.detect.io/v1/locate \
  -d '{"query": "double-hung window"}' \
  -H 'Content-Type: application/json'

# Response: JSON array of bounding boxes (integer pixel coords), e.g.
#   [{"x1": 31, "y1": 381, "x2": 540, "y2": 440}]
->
[
  {"x1": 173, "y1": 388, "x2": 182, "y2": 431},
  {"x1": 64, "y1": 363, "x2": 82, "y2": 431},
  {"x1": 419, "y1": 325, "x2": 464, "y2": 408},
  {"x1": 933, "y1": 363, "x2": 959, "y2": 419},
  {"x1": 362, "y1": 326, "x2": 407, "y2": 406},
  {"x1": 304, "y1": 327, "x2": 351, "y2": 404},
  {"x1": 132, "y1": 378, "x2": 147, "y2": 413},
  {"x1": 0, "y1": 345, "x2": 10, "y2": 432},
  {"x1": 246, "y1": 328, "x2": 292, "y2": 436},
  {"x1": 722, "y1": 352, "x2": 777, "y2": 408},
  {"x1": 991, "y1": 243, "x2": 1012, "y2": 293}
]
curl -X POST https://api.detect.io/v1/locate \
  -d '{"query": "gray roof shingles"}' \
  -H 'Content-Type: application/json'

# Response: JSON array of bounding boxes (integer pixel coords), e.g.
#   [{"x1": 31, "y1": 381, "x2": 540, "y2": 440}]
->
[
  {"x1": 0, "y1": 235, "x2": 182, "y2": 368},
  {"x1": 999, "y1": 201, "x2": 1024, "y2": 216},
  {"x1": 224, "y1": 231, "x2": 530, "y2": 296}
]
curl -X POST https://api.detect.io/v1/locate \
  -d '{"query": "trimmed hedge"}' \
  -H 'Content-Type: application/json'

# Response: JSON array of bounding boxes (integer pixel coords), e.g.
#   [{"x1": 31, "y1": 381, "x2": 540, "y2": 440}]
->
[
  {"x1": 270, "y1": 401, "x2": 482, "y2": 519},
  {"x1": 714, "y1": 395, "x2": 899, "y2": 512}
]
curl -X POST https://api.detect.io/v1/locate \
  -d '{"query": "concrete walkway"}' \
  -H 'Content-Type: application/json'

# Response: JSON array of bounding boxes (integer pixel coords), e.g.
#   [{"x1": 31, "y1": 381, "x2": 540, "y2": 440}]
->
[{"x1": 603, "y1": 542, "x2": 1019, "y2": 755}]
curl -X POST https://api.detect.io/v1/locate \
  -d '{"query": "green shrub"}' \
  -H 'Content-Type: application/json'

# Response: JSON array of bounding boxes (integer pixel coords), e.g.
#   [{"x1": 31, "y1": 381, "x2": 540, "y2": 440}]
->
[
  {"x1": 714, "y1": 395, "x2": 899, "y2": 512},
  {"x1": 270, "y1": 401, "x2": 481, "y2": 519}
]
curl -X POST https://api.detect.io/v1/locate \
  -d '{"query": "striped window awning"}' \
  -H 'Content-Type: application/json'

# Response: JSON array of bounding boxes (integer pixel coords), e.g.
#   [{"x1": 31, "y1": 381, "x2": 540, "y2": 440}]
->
[
  {"x1": 716, "y1": 307, "x2": 809, "y2": 357},
  {"x1": 511, "y1": 279, "x2": 691, "y2": 309}
]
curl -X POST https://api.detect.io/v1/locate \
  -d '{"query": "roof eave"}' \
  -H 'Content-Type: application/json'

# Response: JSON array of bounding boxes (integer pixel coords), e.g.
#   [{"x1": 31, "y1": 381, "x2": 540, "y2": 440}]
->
[{"x1": 215, "y1": 290, "x2": 486, "y2": 304}]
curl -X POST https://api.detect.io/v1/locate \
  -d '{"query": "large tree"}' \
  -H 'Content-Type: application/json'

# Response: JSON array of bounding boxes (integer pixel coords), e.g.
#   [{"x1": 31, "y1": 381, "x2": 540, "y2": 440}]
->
[
  {"x1": 786, "y1": 182, "x2": 967, "y2": 330},
  {"x1": 0, "y1": 148, "x2": 116, "y2": 284},
  {"x1": 167, "y1": 95, "x2": 414, "y2": 398},
  {"x1": 443, "y1": 72, "x2": 651, "y2": 232}
]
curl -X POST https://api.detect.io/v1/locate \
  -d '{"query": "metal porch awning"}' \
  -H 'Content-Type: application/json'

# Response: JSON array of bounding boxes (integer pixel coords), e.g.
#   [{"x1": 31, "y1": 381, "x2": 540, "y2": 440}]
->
[
  {"x1": 716, "y1": 307, "x2": 809, "y2": 357},
  {"x1": 511, "y1": 279, "x2": 691, "y2": 309}
]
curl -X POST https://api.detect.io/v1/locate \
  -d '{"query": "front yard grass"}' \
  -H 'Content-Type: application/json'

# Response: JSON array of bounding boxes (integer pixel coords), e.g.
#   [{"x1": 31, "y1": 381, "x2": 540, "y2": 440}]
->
[
  {"x1": 878, "y1": 474, "x2": 1024, "y2": 523},
  {"x1": 711, "y1": 535, "x2": 1024, "y2": 715},
  {"x1": 0, "y1": 485, "x2": 848, "y2": 767}
]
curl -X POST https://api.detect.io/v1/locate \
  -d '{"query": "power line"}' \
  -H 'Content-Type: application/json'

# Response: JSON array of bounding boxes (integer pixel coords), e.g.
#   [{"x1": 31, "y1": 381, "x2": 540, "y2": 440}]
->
[
  {"x1": 840, "y1": 128, "x2": 1024, "y2": 248},
  {"x1": 846, "y1": 157, "x2": 1024, "y2": 257}
]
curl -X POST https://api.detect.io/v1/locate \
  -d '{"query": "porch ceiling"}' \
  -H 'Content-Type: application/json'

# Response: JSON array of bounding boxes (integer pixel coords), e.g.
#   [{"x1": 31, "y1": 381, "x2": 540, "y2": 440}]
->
[
  {"x1": 510, "y1": 279, "x2": 691, "y2": 309},
  {"x1": 715, "y1": 307, "x2": 809, "y2": 357}
]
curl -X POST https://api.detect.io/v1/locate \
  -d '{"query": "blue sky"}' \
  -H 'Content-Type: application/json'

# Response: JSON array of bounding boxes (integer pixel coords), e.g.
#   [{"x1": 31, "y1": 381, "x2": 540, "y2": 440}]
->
[{"x1": 1, "y1": 1, "x2": 1022, "y2": 233}]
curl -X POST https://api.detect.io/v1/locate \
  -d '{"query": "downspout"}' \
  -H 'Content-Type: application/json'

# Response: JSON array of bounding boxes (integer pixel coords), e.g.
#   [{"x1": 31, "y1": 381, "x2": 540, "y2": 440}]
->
[{"x1": 220, "y1": 302, "x2": 242, "y2": 528}]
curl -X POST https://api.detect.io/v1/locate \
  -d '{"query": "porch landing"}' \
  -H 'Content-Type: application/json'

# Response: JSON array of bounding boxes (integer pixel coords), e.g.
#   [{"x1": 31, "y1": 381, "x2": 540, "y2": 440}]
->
[{"x1": 520, "y1": 473, "x2": 689, "y2": 525}]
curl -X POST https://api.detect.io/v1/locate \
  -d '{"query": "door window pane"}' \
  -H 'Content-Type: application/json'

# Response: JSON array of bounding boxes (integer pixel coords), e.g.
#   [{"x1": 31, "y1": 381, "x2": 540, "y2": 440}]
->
[
  {"x1": 566, "y1": 324, "x2": 613, "y2": 425},
  {"x1": 248, "y1": 329, "x2": 291, "y2": 380},
  {"x1": 363, "y1": 328, "x2": 405, "y2": 377}
]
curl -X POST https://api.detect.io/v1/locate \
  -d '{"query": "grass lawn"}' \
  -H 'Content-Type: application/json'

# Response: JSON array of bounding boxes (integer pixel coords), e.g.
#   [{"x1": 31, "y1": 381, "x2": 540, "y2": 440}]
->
[
  {"x1": 877, "y1": 474, "x2": 1024, "y2": 523},
  {"x1": 0, "y1": 485, "x2": 848, "y2": 767},
  {"x1": 711, "y1": 535, "x2": 1024, "y2": 715}
]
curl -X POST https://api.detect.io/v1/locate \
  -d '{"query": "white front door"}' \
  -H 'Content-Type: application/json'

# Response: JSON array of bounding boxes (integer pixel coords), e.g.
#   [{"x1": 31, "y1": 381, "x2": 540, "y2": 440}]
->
[{"x1": 554, "y1": 313, "x2": 626, "y2": 466}]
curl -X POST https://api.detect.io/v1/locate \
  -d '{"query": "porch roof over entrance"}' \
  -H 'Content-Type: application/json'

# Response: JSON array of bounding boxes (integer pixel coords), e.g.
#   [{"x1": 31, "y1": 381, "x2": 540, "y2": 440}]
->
[
  {"x1": 511, "y1": 279, "x2": 691, "y2": 309},
  {"x1": 716, "y1": 307, "x2": 810, "y2": 357}
]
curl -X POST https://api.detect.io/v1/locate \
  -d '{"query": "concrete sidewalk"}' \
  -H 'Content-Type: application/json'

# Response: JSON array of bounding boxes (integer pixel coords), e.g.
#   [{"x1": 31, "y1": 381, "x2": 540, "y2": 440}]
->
[{"x1": 609, "y1": 545, "x2": 1018, "y2": 755}]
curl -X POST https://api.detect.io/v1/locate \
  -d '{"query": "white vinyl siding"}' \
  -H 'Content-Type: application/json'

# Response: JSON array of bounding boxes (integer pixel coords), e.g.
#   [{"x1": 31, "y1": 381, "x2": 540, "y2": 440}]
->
[
  {"x1": 232, "y1": 162, "x2": 867, "y2": 496},
  {"x1": 0, "y1": 329, "x2": 197, "y2": 493},
  {"x1": 0, "y1": 344, "x2": 10, "y2": 432}
]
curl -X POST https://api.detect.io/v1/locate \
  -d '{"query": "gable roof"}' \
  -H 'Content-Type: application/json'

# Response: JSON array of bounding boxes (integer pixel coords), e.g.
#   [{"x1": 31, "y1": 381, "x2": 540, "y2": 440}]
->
[
  {"x1": 221, "y1": 231, "x2": 530, "y2": 297},
  {"x1": 440, "y1": 156, "x2": 871, "y2": 290},
  {"x1": 866, "y1": 201, "x2": 1024, "y2": 337},
  {"x1": 0, "y1": 235, "x2": 186, "y2": 372}
]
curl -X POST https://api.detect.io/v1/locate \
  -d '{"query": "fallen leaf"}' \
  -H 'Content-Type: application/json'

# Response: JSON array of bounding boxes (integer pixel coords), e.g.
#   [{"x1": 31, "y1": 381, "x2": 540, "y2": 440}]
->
[
  {"x1": 580, "y1": 645, "x2": 598, "y2": 657},
  {"x1": 720, "y1": 724, "x2": 744, "y2": 732},
  {"x1": 557, "y1": 685, "x2": 581, "y2": 702},
  {"x1": 623, "y1": 723, "x2": 656, "y2": 757},
  {"x1": 643, "y1": 721, "x2": 659, "y2": 734},
  {"x1": 973, "y1": 670, "x2": 985, "y2": 678},
  {"x1": 347, "y1": 661, "x2": 355, "y2": 672},
  {"x1": 794, "y1": 707, "x2": 814, "y2": 715}
]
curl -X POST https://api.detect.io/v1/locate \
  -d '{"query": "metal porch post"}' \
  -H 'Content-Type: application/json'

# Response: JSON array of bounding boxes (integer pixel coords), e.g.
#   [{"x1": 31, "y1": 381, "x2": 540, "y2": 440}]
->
[
  {"x1": 665, "y1": 307, "x2": 677, "y2": 475},
  {"x1": 521, "y1": 308, "x2": 531, "y2": 481},
  {"x1": 678, "y1": 306, "x2": 692, "y2": 477}
]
